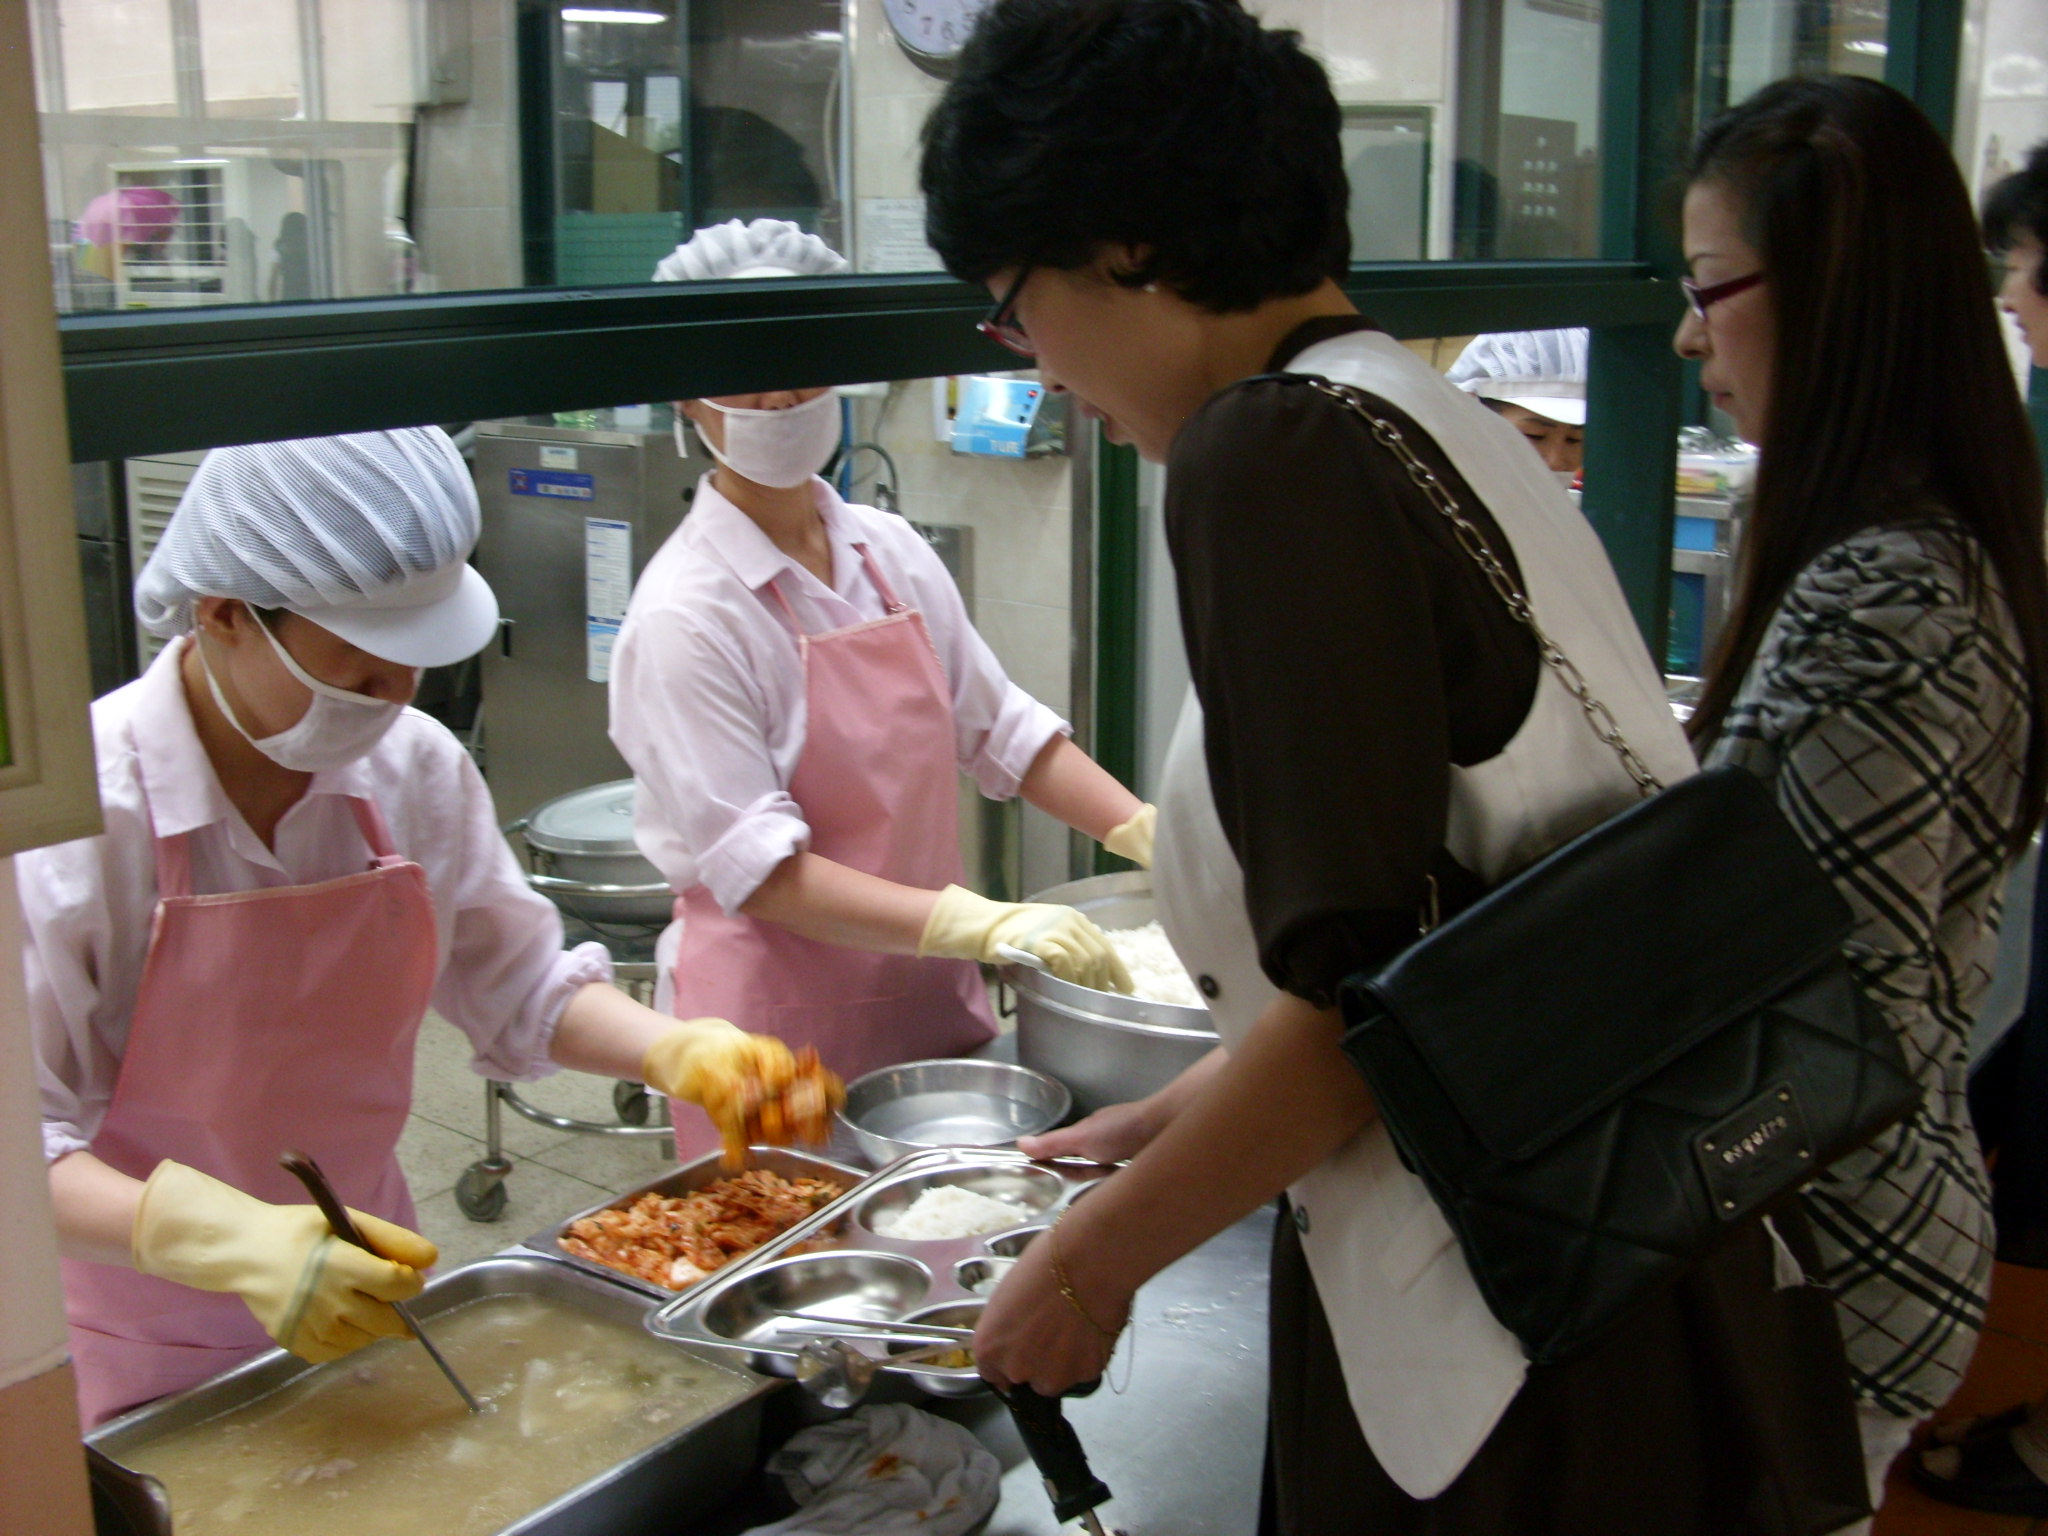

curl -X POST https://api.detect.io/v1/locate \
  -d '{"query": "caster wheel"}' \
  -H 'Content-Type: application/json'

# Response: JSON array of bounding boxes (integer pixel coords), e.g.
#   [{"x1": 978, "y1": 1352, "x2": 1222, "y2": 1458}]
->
[
  {"x1": 455, "y1": 1163, "x2": 509, "y2": 1222},
  {"x1": 613, "y1": 1080, "x2": 654, "y2": 1127}
]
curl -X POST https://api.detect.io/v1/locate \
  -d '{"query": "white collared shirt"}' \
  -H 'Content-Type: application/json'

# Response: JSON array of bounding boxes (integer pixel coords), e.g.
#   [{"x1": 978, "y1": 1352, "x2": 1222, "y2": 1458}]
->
[
  {"x1": 20, "y1": 637, "x2": 611, "y2": 1163},
  {"x1": 609, "y1": 477, "x2": 1067, "y2": 914}
]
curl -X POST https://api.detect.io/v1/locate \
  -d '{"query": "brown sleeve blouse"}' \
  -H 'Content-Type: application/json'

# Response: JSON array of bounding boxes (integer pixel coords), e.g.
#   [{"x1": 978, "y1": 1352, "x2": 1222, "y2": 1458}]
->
[{"x1": 1162, "y1": 317, "x2": 1541, "y2": 1004}]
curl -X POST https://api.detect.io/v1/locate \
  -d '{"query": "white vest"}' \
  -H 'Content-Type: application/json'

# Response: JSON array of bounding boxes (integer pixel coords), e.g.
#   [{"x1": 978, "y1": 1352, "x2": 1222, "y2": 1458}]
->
[{"x1": 1153, "y1": 330, "x2": 1697, "y2": 1498}]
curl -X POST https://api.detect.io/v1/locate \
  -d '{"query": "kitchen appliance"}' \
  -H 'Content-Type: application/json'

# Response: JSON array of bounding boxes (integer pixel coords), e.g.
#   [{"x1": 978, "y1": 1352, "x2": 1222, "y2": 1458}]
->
[
  {"x1": 1667, "y1": 492, "x2": 1743, "y2": 678},
  {"x1": 471, "y1": 418, "x2": 706, "y2": 829},
  {"x1": 1002, "y1": 872, "x2": 1218, "y2": 1113}
]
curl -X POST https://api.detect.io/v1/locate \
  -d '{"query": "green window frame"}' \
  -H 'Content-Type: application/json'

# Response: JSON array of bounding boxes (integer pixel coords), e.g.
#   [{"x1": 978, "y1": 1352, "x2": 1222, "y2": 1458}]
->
[{"x1": 51, "y1": 0, "x2": 1971, "y2": 786}]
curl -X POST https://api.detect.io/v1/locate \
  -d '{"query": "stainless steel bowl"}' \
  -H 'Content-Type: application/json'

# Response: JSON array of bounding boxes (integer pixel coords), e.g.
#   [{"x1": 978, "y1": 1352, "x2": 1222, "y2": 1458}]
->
[
  {"x1": 697, "y1": 1251, "x2": 933, "y2": 1375},
  {"x1": 1004, "y1": 871, "x2": 1219, "y2": 1113},
  {"x1": 853, "y1": 1163, "x2": 1065, "y2": 1237},
  {"x1": 953, "y1": 1256, "x2": 1016, "y2": 1295},
  {"x1": 984, "y1": 1224, "x2": 1049, "y2": 1259},
  {"x1": 889, "y1": 1301, "x2": 988, "y2": 1397},
  {"x1": 837, "y1": 1057, "x2": 1072, "y2": 1165}
]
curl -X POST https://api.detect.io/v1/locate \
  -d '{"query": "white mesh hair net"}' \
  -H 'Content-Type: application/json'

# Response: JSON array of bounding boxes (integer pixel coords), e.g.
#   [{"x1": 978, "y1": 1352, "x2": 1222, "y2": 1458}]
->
[
  {"x1": 651, "y1": 218, "x2": 849, "y2": 282},
  {"x1": 135, "y1": 427, "x2": 480, "y2": 639},
  {"x1": 1446, "y1": 328, "x2": 1590, "y2": 392}
]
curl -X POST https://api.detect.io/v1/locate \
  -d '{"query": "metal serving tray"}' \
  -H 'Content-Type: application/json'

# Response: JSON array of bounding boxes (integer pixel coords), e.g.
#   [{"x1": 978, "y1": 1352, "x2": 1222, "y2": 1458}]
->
[
  {"x1": 521, "y1": 1145, "x2": 865, "y2": 1299},
  {"x1": 647, "y1": 1147, "x2": 1116, "y2": 1395},
  {"x1": 85, "y1": 1253, "x2": 777, "y2": 1536}
]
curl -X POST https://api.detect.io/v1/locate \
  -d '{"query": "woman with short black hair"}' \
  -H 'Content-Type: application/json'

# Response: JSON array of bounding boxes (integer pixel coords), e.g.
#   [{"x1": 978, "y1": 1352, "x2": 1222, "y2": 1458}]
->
[
  {"x1": 923, "y1": 3, "x2": 1869, "y2": 1531},
  {"x1": 1984, "y1": 139, "x2": 2048, "y2": 372}
]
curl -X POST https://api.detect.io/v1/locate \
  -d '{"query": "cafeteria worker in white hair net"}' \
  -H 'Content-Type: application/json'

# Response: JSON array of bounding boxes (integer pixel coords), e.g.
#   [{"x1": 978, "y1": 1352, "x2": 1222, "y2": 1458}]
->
[
  {"x1": 614, "y1": 219, "x2": 1152, "y2": 1159},
  {"x1": 1446, "y1": 327, "x2": 1589, "y2": 477},
  {"x1": 19, "y1": 427, "x2": 831, "y2": 1426}
]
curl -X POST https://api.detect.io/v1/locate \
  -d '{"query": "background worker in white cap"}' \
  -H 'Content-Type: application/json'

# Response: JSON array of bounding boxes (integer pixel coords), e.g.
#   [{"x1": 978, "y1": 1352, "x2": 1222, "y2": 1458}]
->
[
  {"x1": 1446, "y1": 327, "x2": 1589, "y2": 478},
  {"x1": 19, "y1": 427, "x2": 826, "y2": 1427},
  {"x1": 614, "y1": 219, "x2": 1152, "y2": 1159}
]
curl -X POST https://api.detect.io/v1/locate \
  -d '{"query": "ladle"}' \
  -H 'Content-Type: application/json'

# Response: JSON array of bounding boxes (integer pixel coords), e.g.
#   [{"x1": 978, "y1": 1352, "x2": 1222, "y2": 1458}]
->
[
  {"x1": 794, "y1": 1337, "x2": 967, "y2": 1410},
  {"x1": 280, "y1": 1151, "x2": 486, "y2": 1414}
]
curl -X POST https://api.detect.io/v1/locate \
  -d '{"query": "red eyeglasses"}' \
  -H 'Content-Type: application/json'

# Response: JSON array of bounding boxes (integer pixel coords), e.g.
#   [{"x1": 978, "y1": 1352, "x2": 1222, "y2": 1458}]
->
[
  {"x1": 1680, "y1": 269, "x2": 1765, "y2": 321},
  {"x1": 977, "y1": 266, "x2": 1036, "y2": 357}
]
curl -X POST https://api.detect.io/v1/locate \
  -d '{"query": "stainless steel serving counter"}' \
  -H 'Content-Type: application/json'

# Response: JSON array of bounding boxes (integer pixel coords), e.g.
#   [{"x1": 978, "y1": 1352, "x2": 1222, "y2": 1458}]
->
[
  {"x1": 941, "y1": 1205, "x2": 1272, "y2": 1535},
  {"x1": 688, "y1": 1204, "x2": 1273, "y2": 1536}
]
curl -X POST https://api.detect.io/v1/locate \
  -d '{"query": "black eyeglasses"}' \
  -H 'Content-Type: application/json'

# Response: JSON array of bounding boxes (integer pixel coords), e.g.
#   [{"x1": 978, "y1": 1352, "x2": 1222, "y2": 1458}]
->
[
  {"x1": 1680, "y1": 269, "x2": 1765, "y2": 321},
  {"x1": 977, "y1": 265, "x2": 1036, "y2": 357},
  {"x1": 1988, "y1": 248, "x2": 2018, "y2": 296}
]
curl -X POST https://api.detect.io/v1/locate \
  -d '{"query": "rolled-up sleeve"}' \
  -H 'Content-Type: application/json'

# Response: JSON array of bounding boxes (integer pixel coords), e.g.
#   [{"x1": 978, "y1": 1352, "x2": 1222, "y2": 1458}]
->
[
  {"x1": 611, "y1": 603, "x2": 812, "y2": 914},
  {"x1": 432, "y1": 749, "x2": 613, "y2": 1080},
  {"x1": 901, "y1": 534, "x2": 1068, "y2": 798}
]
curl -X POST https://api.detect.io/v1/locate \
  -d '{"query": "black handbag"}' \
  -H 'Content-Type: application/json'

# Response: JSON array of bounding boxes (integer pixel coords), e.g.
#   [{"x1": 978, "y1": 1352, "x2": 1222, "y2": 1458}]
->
[{"x1": 1312, "y1": 379, "x2": 1922, "y2": 1368}]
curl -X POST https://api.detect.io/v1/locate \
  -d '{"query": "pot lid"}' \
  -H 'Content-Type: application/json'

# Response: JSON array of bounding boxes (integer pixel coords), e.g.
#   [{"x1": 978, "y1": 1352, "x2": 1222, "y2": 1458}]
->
[{"x1": 522, "y1": 779, "x2": 642, "y2": 857}]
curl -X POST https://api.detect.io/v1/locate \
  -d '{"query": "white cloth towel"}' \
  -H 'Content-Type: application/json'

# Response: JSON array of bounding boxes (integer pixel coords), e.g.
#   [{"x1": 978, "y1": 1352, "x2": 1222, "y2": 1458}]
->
[{"x1": 742, "y1": 1404, "x2": 1001, "y2": 1536}]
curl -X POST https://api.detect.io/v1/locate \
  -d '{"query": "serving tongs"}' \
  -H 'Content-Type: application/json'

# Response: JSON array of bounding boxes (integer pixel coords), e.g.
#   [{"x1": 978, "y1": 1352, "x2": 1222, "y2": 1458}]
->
[{"x1": 279, "y1": 1151, "x2": 485, "y2": 1414}]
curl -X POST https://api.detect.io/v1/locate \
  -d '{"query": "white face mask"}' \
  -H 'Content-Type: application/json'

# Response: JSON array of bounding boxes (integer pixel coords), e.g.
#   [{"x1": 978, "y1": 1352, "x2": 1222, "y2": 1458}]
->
[
  {"x1": 680, "y1": 389, "x2": 841, "y2": 488},
  {"x1": 198, "y1": 612, "x2": 413, "y2": 773}
]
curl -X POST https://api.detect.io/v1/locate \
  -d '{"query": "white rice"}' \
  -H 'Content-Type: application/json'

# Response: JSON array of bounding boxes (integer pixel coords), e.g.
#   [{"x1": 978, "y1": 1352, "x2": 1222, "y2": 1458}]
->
[
  {"x1": 873, "y1": 1185, "x2": 1029, "y2": 1241},
  {"x1": 1106, "y1": 921, "x2": 1206, "y2": 1009}
]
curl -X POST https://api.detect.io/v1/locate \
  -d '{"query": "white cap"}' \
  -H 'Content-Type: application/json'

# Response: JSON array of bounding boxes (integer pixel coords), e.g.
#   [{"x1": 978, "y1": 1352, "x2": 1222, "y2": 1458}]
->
[
  {"x1": 650, "y1": 218, "x2": 849, "y2": 282},
  {"x1": 1447, "y1": 328, "x2": 1589, "y2": 427},
  {"x1": 135, "y1": 427, "x2": 500, "y2": 669}
]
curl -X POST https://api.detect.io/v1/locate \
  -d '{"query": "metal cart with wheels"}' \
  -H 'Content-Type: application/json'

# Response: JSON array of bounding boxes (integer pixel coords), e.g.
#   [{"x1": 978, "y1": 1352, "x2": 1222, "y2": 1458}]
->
[
  {"x1": 456, "y1": 956, "x2": 675, "y2": 1222},
  {"x1": 463, "y1": 786, "x2": 683, "y2": 1220}
]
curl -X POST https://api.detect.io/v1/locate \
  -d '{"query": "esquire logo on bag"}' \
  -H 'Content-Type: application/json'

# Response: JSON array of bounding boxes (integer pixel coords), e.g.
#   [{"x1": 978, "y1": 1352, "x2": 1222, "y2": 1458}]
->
[{"x1": 1694, "y1": 1082, "x2": 1814, "y2": 1218}]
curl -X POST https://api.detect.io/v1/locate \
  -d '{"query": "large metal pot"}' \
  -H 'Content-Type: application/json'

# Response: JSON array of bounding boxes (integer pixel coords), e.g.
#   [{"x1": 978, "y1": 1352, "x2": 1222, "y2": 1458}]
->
[
  {"x1": 1003, "y1": 871, "x2": 1217, "y2": 1113},
  {"x1": 511, "y1": 780, "x2": 674, "y2": 928}
]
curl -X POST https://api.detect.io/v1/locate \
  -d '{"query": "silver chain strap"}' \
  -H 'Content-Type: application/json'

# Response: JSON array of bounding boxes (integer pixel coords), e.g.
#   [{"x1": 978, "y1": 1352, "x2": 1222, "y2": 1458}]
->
[{"x1": 1302, "y1": 376, "x2": 1663, "y2": 798}]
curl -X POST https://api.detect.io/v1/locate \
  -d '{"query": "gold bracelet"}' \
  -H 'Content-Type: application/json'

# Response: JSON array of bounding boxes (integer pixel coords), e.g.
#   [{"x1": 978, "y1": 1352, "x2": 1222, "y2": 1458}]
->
[{"x1": 1048, "y1": 1204, "x2": 1124, "y2": 1347}]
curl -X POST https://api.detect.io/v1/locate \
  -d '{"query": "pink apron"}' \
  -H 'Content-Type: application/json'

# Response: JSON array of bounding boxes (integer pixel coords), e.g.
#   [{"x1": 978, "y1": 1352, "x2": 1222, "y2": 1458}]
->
[
  {"x1": 61, "y1": 795, "x2": 439, "y2": 1426},
  {"x1": 669, "y1": 546, "x2": 997, "y2": 1157}
]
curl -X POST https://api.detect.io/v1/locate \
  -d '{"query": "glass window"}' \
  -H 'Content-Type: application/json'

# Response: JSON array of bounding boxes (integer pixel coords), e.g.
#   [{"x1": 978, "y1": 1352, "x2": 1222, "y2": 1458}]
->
[
  {"x1": 1698, "y1": 0, "x2": 1888, "y2": 121},
  {"x1": 1956, "y1": 0, "x2": 2048, "y2": 217},
  {"x1": 1453, "y1": 0, "x2": 1607, "y2": 259},
  {"x1": 31, "y1": 0, "x2": 1616, "y2": 317}
]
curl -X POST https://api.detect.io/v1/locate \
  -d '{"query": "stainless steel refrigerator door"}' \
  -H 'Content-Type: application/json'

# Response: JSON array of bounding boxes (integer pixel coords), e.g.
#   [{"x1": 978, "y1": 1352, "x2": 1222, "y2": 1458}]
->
[{"x1": 474, "y1": 433, "x2": 687, "y2": 828}]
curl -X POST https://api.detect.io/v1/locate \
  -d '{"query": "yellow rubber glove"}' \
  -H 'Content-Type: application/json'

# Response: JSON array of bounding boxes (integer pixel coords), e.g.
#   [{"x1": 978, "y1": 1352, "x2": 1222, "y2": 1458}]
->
[
  {"x1": 641, "y1": 1017, "x2": 796, "y2": 1131},
  {"x1": 918, "y1": 884, "x2": 1134, "y2": 995},
  {"x1": 131, "y1": 1160, "x2": 435, "y2": 1364},
  {"x1": 1103, "y1": 804, "x2": 1157, "y2": 869}
]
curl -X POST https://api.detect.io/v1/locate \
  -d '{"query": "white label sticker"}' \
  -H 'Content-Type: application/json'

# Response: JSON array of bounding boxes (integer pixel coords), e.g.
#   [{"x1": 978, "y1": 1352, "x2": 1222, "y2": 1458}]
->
[
  {"x1": 584, "y1": 518, "x2": 632, "y2": 682},
  {"x1": 857, "y1": 197, "x2": 943, "y2": 274},
  {"x1": 540, "y1": 444, "x2": 578, "y2": 471}
]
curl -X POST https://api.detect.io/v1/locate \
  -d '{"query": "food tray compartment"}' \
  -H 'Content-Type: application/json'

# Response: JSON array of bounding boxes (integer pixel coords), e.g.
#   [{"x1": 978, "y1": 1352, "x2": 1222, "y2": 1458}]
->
[
  {"x1": 520, "y1": 1145, "x2": 863, "y2": 1298},
  {"x1": 86, "y1": 1253, "x2": 778, "y2": 1536},
  {"x1": 648, "y1": 1147, "x2": 1115, "y2": 1392}
]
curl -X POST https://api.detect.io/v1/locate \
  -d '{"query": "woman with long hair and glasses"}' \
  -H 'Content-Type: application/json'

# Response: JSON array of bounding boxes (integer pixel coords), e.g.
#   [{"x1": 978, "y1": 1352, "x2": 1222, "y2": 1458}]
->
[
  {"x1": 922, "y1": 3, "x2": 1871, "y2": 1530},
  {"x1": 1676, "y1": 79, "x2": 2048, "y2": 1523}
]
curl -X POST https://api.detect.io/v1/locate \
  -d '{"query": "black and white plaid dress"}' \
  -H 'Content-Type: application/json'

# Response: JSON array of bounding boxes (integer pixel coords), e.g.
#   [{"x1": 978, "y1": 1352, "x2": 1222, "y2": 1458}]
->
[{"x1": 1708, "y1": 517, "x2": 2031, "y2": 1419}]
